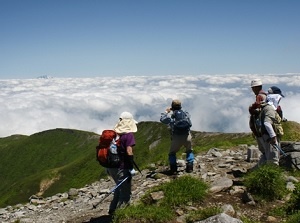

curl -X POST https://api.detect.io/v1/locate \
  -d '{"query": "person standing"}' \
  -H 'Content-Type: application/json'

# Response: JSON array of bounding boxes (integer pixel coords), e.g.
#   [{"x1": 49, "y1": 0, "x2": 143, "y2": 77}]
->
[
  {"x1": 248, "y1": 79, "x2": 267, "y2": 166},
  {"x1": 267, "y1": 86, "x2": 286, "y2": 121},
  {"x1": 259, "y1": 100, "x2": 281, "y2": 165},
  {"x1": 106, "y1": 111, "x2": 138, "y2": 215},
  {"x1": 160, "y1": 99, "x2": 194, "y2": 175}
]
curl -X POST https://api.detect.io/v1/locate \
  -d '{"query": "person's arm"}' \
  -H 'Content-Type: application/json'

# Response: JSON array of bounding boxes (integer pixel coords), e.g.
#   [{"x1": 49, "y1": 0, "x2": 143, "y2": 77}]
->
[
  {"x1": 264, "y1": 122, "x2": 277, "y2": 144},
  {"x1": 160, "y1": 107, "x2": 172, "y2": 124},
  {"x1": 185, "y1": 111, "x2": 192, "y2": 127},
  {"x1": 127, "y1": 146, "x2": 134, "y2": 169},
  {"x1": 126, "y1": 145, "x2": 133, "y2": 156}
]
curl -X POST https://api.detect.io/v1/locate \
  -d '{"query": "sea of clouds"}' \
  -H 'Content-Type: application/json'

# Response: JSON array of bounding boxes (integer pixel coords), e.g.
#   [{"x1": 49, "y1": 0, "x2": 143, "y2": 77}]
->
[{"x1": 0, "y1": 74, "x2": 299, "y2": 137}]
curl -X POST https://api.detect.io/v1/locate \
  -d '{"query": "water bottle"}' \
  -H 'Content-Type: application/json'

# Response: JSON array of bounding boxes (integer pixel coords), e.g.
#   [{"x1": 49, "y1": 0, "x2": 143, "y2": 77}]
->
[{"x1": 110, "y1": 143, "x2": 118, "y2": 154}]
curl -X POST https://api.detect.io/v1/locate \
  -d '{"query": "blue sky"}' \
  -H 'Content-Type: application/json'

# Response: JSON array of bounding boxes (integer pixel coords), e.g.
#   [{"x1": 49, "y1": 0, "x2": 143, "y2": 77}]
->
[{"x1": 1, "y1": 0, "x2": 300, "y2": 79}]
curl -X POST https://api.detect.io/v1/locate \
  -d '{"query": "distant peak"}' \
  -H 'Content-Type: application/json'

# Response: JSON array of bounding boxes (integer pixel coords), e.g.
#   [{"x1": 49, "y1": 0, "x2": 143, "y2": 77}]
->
[{"x1": 37, "y1": 75, "x2": 54, "y2": 79}]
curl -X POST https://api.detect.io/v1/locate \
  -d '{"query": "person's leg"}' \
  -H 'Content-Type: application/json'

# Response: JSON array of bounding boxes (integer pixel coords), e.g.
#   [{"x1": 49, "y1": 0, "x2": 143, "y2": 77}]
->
[
  {"x1": 169, "y1": 136, "x2": 182, "y2": 174},
  {"x1": 257, "y1": 137, "x2": 267, "y2": 166},
  {"x1": 266, "y1": 143, "x2": 280, "y2": 165},
  {"x1": 262, "y1": 135, "x2": 280, "y2": 165},
  {"x1": 184, "y1": 133, "x2": 194, "y2": 173},
  {"x1": 106, "y1": 168, "x2": 119, "y2": 214},
  {"x1": 116, "y1": 169, "x2": 131, "y2": 209}
]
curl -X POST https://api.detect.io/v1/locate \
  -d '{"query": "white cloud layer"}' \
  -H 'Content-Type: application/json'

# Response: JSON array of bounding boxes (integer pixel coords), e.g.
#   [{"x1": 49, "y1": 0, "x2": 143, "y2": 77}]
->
[{"x1": 0, "y1": 74, "x2": 299, "y2": 137}]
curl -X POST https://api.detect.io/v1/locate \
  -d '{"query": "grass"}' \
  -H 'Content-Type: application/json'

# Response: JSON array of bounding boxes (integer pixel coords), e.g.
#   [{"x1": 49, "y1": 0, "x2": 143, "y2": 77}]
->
[
  {"x1": 285, "y1": 182, "x2": 300, "y2": 214},
  {"x1": 281, "y1": 121, "x2": 300, "y2": 141},
  {"x1": 113, "y1": 175, "x2": 209, "y2": 223},
  {"x1": 185, "y1": 207, "x2": 221, "y2": 223},
  {"x1": 285, "y1": 212, "x2": 300, "y2": 223},
  {"x1": 191, "y1": 131, "x2": 255, "y2": 153},
  {"x1": 244, "y1": 163, "x2": 287, "y2": 201},
  {"x1": 0, "y1": 122, "x2": 177, "y2": 208},
  {"x1": 157, "y1": 175, "x2": 209, "y2": 207},
  {"x1": 113, "y1": 205, "x2": 175, "y2": 223},
  {"x1": 240, "y1": 216, "x2": 263, "y2": 223},
  {"x1": 0, "y1": 128, "x2": 103, "y2": 207}
]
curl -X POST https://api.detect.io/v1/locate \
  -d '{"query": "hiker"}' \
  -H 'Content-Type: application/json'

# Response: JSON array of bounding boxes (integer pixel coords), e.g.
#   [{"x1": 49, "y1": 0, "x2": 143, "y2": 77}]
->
[
  {"x1": 248, "y1": 79, "x2": 268, "y2": 166},
  {"x1": 259, "y1": 98, "x2": 281, "y2": 165},
  {"x1": 160, "y1": 99, "x2": 194, "y2": 174},
  {"x1": 267, "y1": 86, "x2": 286, "y2": 121},
  {"x1": 106, "y1": 111, "x2": 138, "y2": 215}
]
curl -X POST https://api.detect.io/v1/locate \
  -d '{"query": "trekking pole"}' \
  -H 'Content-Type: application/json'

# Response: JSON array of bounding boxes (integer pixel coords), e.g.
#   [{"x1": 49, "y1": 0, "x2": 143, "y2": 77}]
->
[
  {"x1": 272, "y1": 144, "x2": 300, "y2": 170},
  {"x1": 133, "y1": 160, "x2": 143, "y2": 176},
  {"x1": 93, "y1": 176, "x2": 129, "y2": 209}
]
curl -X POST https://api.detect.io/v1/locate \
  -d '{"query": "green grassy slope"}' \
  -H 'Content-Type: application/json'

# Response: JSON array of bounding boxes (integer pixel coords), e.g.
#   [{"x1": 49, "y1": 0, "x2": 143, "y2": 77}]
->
[
  {"x1": 0, "y1": 129, "x2": 102, "y2": 207},
  {"x1": 281, "y1": 121, "x2": 300, "y2": 141},
  {"x1": 0, "y1": 121, "x2": 299, "y2": 208}
]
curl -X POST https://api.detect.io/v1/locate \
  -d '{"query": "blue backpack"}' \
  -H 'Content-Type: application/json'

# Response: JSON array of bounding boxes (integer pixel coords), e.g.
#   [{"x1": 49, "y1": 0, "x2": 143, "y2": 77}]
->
[{"x1": 172, "y1": 110, "x2": 192, "y2": 134}]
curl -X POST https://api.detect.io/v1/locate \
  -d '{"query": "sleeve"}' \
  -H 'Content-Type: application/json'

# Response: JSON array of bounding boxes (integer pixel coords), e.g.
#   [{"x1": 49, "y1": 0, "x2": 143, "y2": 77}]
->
[
  {"x1": 160, "y1": 113, "x2": 172, "y2": 124},
  {"x1": 125, "y1": 133, "x2": 135, "y2": 147},
  {"x1": 264, "y1": 122, "x2": 276, "y2": 138},
  {"x1": 125, "y1": 133, "x2": 135, "y2": 170}
]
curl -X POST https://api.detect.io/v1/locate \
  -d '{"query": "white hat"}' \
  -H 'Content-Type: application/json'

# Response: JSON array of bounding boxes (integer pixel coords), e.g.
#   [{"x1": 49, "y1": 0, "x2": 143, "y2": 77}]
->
[
  {"x1": 250, "y1": 79, "x2": 262, "y2": 87},
  {"x1": 114, "y1": 111, "x2": 138, "y2": 134}
]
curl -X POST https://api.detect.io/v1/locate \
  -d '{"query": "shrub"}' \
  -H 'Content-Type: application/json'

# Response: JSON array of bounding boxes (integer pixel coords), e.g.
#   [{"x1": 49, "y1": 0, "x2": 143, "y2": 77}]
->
[
  {"x1": 244, "y1": 163, "x2": 286, "y2": 201},
  {"x1": 158, "y1": 175, "x2": 209, "y2": 207},
  {"x1": 286, "y1": 182, "x2": 300, "y2": 214}
]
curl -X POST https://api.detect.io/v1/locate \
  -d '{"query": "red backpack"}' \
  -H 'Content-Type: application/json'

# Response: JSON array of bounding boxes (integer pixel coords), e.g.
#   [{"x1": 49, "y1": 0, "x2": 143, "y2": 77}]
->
[{"x1": 96, "y1": 130, "x2": 121, "y2": 168}]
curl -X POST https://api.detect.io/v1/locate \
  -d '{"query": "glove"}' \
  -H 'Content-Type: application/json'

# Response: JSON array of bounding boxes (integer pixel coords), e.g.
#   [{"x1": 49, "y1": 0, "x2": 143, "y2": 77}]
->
[
  {"x1": 129, "y1": 169, "x2": 136, "y2": 176},
  {"x1": 269, "y1": 136, "x2": 278, "y2": 145}
]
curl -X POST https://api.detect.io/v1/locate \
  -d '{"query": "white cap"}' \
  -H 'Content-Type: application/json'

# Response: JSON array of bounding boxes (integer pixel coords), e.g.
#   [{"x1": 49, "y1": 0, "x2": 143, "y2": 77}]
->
[{"x1": 250, "y1": 79, "x2": 262, "y2": 87}]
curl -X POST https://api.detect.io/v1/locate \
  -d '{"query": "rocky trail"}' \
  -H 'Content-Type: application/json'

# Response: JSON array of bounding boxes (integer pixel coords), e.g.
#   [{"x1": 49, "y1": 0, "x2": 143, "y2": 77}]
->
[{"x1": 1, "y1": 144, "x2": 299, "y2": 223}]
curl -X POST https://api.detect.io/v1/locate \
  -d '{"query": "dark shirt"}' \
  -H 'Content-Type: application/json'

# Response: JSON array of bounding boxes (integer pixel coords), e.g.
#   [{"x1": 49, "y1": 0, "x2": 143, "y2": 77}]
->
[{"x1": 119, "y1": 132, "x2": 135, "y2": 169}]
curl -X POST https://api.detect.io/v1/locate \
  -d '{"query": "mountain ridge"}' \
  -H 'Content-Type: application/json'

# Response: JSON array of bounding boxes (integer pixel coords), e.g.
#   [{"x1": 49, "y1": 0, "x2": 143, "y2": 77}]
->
[{"x1": 0, "y1": 121, "x2": 299, "y2": 208}]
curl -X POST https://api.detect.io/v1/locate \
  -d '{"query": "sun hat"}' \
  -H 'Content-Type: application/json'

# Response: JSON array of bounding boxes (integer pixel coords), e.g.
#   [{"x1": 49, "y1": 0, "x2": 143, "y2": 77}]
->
[
  {"x1": 171, "y1": 99, "x2": 182, "y2": 110},
  {"x1": 114, "y1": 111, "x2": 138, "y2": 134},
  {"x1": 268, "y1": 86, "x2": 285, "y2": 97},
  {"x1": 250, "y1": 79, "x2": 262, "y2": 87}
]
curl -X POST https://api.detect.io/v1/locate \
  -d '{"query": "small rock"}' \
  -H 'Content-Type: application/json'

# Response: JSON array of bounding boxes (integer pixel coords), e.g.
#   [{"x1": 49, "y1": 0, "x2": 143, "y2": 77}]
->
[
  {"x1": 267, "y1": 215, "x2": 277, "y2": 222},
  {"x1": 150, "y1": 191, "x2": 164, "y2": 201}
]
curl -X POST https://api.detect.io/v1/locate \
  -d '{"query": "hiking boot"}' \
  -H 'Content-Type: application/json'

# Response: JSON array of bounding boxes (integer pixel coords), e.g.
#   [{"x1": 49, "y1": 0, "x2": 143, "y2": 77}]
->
[
  {"x1": 166, "y1": 164, "x2": 177, "y2": 175},
  {"x1": 165, "y1": 169, "x2": 177, "y2": 176},
  {"x1": 186, "y1": 162, "x2": 193, "y2": 173}
]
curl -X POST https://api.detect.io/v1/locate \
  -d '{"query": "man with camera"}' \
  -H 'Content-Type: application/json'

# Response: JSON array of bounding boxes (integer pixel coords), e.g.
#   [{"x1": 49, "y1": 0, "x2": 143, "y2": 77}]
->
[{"x1": 160, "y1": 99, "x2": 194, "y2": 175}]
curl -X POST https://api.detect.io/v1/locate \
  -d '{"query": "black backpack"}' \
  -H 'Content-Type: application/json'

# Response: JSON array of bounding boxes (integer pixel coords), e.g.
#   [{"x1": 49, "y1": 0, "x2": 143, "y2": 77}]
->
[{"x1": 172, "y1": 110, "x2": 192, "y2": 134}]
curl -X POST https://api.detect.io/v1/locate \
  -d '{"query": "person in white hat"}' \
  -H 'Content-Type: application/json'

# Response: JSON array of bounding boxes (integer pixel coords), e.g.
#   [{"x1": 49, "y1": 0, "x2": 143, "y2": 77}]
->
[
  {"x1": 248, "y1": 79, "x2": 268, "y2": 167},
  {"x1": 106, "y1": 111, "x2": 138, "y2": 215}
]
